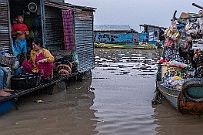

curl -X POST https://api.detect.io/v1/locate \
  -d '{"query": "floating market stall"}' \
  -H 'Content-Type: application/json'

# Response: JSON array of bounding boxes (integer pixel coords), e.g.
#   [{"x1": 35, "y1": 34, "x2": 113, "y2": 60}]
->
[{"x1": 154, "y1": 3, "x2": 203, "y2": 114}]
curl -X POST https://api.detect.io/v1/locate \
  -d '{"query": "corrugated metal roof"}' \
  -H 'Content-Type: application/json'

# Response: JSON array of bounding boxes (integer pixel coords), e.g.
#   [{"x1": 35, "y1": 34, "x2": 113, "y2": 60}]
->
[
  {"x1": 45, "y1": 0, "x2": 96, "y2": 11},
  {"x1": 94, "y1": 25, "x2": 132, "y2": 32},
  {"x1": 0, "y1": 0, "x2": 10, "y2": 50},
  {"x1": 139, "y1": 24, "x2": 166, "y2": 29}
]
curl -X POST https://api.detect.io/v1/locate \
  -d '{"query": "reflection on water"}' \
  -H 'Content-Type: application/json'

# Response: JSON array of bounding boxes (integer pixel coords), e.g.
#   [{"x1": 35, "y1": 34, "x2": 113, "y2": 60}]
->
[
  {"x1": 0, "y1": 73, "x2": 98, "y2": 135},
  {"x1": 92, "y1": 49, "x2": 158, "y2": 135},
  {"x1": 154, "y1": 100, "x2": 203, "y2": 135},
  {"x1": 92, "y1": 48, "x2": 203, "y2": 135},
  {"x1": 1, "y1": 48, "x2": 203, "y2": 135}
]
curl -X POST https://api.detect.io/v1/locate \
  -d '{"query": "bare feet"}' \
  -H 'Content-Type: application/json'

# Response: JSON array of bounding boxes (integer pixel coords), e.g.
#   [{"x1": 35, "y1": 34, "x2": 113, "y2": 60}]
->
[
  {"x1": 3, "y1": 89, "x2": 14, "y2": 92},
  {"x1": 0, "y1": 90, "x2": 12, "y2": 97}
]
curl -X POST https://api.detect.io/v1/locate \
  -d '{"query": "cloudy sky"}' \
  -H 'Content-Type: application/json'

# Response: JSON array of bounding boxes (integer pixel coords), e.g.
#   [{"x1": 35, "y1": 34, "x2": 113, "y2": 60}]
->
[{"x1": 65, "y1": 0, "x2": 202, "y2": 31}]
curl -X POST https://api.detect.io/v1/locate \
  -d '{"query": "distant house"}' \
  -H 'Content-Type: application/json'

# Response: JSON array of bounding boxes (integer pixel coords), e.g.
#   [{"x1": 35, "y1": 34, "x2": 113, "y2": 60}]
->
[
  {"x1": 139, "y1": 24, "x2": 166, "y2": 44},
  {"x1": 94, "y1": 25, "x2": 138, "y2": 45}
]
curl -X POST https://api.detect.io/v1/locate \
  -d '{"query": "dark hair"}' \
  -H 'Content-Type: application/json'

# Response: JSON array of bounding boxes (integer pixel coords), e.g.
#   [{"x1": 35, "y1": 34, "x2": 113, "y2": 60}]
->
[
  {"x1": 16, "y1": 15, "x2": 24, "y2": 21},
  {"x1": 17, "y1": 15, "x2": 23, "y2": 18},
  {"x1": 33, "y1": 39, "x2": 43, "y2": 47}
]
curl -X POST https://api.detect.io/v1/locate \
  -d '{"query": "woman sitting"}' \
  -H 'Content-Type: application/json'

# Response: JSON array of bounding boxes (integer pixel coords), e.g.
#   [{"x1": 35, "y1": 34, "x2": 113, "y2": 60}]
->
[{"x1": 22, "y1": 39, "x2": 54, "y2": 81}]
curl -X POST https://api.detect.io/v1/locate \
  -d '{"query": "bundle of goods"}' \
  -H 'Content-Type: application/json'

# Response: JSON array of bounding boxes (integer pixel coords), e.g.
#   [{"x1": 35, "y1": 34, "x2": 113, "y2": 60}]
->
[
  {"x1": 55, "y1": 56, "x2": 74, "y2": 77},
  {"x1": 0, "y1": 49, "x2": 16, "y2": 68},
  {"x1": 57, "y1": 63, "x2": 73, "y2": 76},
  {"x1": 167, "y1": 60, "x2": 188, "y2": 68},
  {"x1": 162, "y1": 76, "x2": 185, "y2": 90}
]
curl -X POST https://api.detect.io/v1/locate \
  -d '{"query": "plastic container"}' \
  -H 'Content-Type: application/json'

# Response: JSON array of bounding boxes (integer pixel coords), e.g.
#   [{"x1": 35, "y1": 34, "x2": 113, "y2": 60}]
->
[{"x1": 11, "y1": 74, "x2": 41, "y2": 90}]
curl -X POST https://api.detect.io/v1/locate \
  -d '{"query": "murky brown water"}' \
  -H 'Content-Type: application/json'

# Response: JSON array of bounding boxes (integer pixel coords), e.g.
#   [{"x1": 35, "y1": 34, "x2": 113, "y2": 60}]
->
[{"x1": 0, "y1": 48, "x2": 203, "y2": 135}]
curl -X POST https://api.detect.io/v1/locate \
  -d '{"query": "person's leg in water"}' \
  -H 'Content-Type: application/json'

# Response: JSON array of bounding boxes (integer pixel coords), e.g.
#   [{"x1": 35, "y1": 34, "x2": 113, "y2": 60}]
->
[
  {"x1": 0, "y1": 67, "x2": 12, "y2": 96},
  {"x1": 0, "y1": 68, "x2": 5, "y2": 90},
  {"x1": 0, "y1": 67, "x2": 9, "y2": 89}
]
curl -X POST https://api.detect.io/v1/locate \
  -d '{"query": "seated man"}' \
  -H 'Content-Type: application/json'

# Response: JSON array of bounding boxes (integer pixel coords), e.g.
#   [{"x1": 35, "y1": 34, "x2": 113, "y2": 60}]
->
[
  {"x1": 0, "y1": 67, "x2": 11, "y2": 97},
  {"x1": 12, "y1": 15, "x2": 29, "y2": 64}
]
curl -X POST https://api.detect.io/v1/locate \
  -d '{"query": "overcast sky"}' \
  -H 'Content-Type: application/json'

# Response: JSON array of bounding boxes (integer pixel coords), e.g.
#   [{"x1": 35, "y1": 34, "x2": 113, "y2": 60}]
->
[{"x1": 65, "y1": 0, "x2": 202, "y2": 31}]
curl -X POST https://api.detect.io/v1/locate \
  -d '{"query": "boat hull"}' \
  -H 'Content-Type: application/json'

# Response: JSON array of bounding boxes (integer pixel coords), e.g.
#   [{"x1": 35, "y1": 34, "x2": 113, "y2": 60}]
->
[
  {"x1": 156, "y1": 82, "x2": 179, "y2": 109},
  {"x1": 0, "y1": 101, "x2": 15, "y2": 115},
  {"x1": 179, "y1": 100, "x2": 203, "y2": 114},
  {"x1": 179, "y1": 79, "x2": 203, "y2": 114},
  {"x1": 156, "y1": 79, "x2": 203, "y2": 114}
]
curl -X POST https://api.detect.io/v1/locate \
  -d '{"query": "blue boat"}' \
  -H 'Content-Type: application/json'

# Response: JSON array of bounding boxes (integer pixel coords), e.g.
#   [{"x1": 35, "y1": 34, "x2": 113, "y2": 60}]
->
[{"x1": 0, "y1": 101, "x2": 15, "y2": 115}]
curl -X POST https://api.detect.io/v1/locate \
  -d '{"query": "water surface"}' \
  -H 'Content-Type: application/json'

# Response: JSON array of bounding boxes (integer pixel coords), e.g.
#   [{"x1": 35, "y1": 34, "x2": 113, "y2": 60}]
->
[{"x1": 0, "y1": 48, "x2": 203, "y2": 135}]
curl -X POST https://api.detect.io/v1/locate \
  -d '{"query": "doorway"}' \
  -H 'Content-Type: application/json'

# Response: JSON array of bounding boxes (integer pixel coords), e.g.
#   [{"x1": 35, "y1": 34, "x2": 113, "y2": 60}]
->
[{"x1": 9, "y1": 0, "x2": 42, "y2": 52}]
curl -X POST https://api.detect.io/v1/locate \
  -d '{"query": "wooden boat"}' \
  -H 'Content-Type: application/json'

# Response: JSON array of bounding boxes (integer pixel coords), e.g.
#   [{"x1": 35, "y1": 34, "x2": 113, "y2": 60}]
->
[
  {"x1": 155, "y1": 65, "x2": 203, "y2": 114},
  {"x1": 0, "y1": 71, "x2": 80, "y2": 115},
  {"x1": 153, "y1": 3, "x2": 203, "y2": 114},
  {"x1": 0, "y1": 50, "x2": 90, "y2": 116}
]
